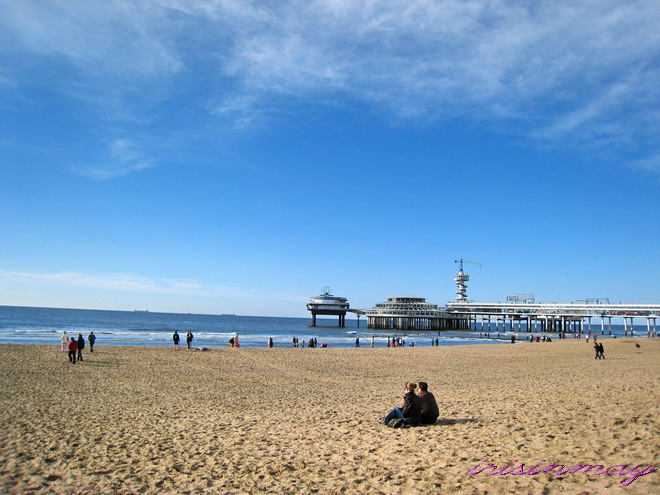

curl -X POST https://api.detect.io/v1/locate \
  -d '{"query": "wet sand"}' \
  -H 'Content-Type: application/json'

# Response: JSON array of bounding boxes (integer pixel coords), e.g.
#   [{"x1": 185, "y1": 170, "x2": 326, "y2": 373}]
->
[{"x1": 0, "y1": 339, "x2": 658, "y2": 494}]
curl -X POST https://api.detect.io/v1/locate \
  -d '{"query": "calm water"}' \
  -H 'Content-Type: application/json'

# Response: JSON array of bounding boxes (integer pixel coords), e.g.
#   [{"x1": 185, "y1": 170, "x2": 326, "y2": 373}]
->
[{"x1": 0, "y1": 306, "x2": 651, "y2": 349}]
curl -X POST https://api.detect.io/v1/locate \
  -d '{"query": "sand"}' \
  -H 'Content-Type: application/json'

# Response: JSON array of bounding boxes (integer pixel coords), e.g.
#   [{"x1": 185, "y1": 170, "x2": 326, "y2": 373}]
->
[{"x1": 0, "y1": 339, "x2": 658, "y2": 494}]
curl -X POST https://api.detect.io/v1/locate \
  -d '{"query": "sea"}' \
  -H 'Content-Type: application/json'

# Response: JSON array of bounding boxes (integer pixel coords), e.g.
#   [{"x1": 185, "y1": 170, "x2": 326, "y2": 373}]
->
[{"x1": 0, "y1": 305, "x2": 650, "y2": 349}]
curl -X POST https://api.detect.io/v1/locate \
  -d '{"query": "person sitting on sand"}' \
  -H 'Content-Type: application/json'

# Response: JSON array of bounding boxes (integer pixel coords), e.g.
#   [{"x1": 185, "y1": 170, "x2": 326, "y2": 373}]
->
[
  {"x1": 382, "y1": 382, "x2": 421, "y2": 427},
  {"x1": 418, "y1": 381, "x2": 439, "y2": 425}
]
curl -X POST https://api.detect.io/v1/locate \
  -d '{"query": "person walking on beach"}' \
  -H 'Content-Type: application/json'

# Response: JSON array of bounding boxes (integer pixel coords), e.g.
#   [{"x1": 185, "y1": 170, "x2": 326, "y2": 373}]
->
[
  {"x1": 597, "y1": 342, "x2": 605, "y2": 359},
  {"x1": 355, "y1": 337, "x2": 360, "y2": 347},
  {"x1": 382, "y1": 382, "x2": 422, "y2": 427},
  {"x1": 186, "y1": 331, "x2": 194, "y2": 349},
  {"x1": 76, "y1": 334, "x2": 85, "y2": 362},
  {"x1": 173, "y1": 330, "x2": 180, "y2": 349},
  {"x1": 67, "y1": 337, "x2": 78, "y2": 364},
  {"x1": 88, "y1": 331, "x2": 96, "y2": 353},
  {"x1": 61, "y1": 331, "x2": 68, "y2": 352},
  {"x1": 371, "y1": 336, "x2": 375, "y2": 347},
  {"x1": 268, "y1": 337, "x2": 273, "y2": 348},
  {"x1": 418, "y1": 381, "x2": 439, "y2": 425}
]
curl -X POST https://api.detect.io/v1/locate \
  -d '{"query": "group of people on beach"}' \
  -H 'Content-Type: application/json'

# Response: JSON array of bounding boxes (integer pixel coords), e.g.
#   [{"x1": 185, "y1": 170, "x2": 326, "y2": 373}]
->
[
  {"x1": 528, "y1": 335, "x2": 553, "y2": 342},
  {"x1": 172, "y1": 330, "x2": 196, "y2": 349},
  {"x1": 173, "y1": 330, "x2": 245, "y2": 349},
  {"x1": 382, "y1": 381, "x2": 439, "y2": 428},
  {"x1": 61, "y1": 331, "x2": 95, "y2": 363},
  {"x1": 292, "y1": 337, "x2": 323, "y2": 348}
]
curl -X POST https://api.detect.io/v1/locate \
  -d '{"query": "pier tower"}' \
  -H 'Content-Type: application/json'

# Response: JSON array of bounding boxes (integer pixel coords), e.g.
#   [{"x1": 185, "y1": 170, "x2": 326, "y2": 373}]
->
[
  {"x1": 454, "y1": 259, "x2": 480, "y2": 302},
  {"x1": 307, "y1": 288, "x2": 350, "y2": 327}
]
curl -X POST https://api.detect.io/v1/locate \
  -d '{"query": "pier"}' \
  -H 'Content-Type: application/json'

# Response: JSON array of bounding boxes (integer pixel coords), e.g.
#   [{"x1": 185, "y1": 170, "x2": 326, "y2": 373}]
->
[
  {"x1": 445, "y1": 301, "x2": 660, "y2": 336},
  {"x1": 308, "y1": 262, "x2": 659, "y2": 335},
  {"x1": 444, "y1": 260, "x2": 659, "y2": 336}
]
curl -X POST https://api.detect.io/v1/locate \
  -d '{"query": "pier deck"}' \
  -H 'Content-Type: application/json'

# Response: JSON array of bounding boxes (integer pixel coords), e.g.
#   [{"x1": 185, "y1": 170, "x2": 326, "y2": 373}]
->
[{"x1": 445, "y1": 302, "x2": 660, "y2": 335}]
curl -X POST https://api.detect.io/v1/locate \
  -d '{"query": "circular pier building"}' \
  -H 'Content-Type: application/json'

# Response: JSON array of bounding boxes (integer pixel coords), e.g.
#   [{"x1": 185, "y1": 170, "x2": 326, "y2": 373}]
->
[
  {"x1": 364, "y1": 295, "x2": 467, "y2": 330},
  {"x1": 307, "y1": 288, "x2": 350, "y2": 327}
]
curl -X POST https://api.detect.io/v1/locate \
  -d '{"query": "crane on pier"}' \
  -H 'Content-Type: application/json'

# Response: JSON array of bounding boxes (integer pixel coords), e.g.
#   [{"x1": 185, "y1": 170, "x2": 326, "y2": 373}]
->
[
  {"x1": 454, "y1": 259, "x2": 481, "y2": 302},
  {"x1": 455, "y1": 259, "x2": 482, "y2": 271}
]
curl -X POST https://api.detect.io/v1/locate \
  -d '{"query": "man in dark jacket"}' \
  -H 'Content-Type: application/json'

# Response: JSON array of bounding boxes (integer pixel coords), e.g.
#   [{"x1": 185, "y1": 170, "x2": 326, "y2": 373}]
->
[
  {"x1": 418, "y1": 381, "x2": 439, "y2": 424},
  {"x1": 77, "y1": 334, "x2": 85, "y2": 362}
]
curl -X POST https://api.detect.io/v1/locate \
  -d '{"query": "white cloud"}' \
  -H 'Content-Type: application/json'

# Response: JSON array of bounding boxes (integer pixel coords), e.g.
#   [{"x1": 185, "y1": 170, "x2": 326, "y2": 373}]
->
[
  {"x1": 0, "y1": 269, "x2": 252, "y2": 298},
  {"x1": 2, "y1": 0, "x2": 660, "y2": 169},
  {"x1": 0, "y1": 1, "x2": 181, "y2": 78},
  {"x1": 630, "y1": 154, "x2": 660, "y2": 173},
  {"x1": 72, "y1": 138, "x2": 154, "y2": 180}
]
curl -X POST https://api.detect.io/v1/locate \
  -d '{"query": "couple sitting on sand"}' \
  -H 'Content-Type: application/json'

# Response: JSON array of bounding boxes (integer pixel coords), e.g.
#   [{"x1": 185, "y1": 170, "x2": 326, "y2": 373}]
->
[{"x1": 382, "y1": 381, "x2": 439, "y2": 428}]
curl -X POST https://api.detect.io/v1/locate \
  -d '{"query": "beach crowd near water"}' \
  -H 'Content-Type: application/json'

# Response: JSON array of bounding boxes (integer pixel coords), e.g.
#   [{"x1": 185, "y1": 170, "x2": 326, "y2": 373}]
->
[{"x1": 53, "y1": 326, "x2": 638, "y2": 361}]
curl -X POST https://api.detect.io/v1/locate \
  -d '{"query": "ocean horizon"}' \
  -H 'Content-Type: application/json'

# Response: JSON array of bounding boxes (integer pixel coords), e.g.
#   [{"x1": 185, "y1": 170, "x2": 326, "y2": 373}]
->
[{"x1": 0, "y1": 305, "x2": 650, "y2": 349}]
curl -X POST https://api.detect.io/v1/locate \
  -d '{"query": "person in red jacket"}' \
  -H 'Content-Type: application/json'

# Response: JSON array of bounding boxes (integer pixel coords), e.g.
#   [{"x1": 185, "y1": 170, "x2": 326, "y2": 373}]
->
[{"x1": 68, "y1": 337, "x2": 78, "y2": 364}]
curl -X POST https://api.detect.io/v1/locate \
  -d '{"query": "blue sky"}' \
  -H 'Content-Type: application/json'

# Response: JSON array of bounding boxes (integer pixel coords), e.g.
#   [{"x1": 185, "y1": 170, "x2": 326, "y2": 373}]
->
[{"x1": 1, "y1": 0, "x2": 659, "y2": 317}]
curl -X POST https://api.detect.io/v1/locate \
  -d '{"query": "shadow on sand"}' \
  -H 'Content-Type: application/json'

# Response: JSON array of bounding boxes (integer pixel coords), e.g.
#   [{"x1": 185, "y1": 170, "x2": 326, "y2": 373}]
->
[
  {"x1": 77, "y1": 359, "x2": 123, "y2": 368},
  {"x1": 433, "y1": 418, "x2": 481, "y2": 426}
]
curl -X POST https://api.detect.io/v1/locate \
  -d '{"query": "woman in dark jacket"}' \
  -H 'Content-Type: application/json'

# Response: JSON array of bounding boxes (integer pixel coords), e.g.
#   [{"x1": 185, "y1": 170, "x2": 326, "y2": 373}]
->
[{"x1": 382, "y1": 382, "x2": 422, "y2": 426}]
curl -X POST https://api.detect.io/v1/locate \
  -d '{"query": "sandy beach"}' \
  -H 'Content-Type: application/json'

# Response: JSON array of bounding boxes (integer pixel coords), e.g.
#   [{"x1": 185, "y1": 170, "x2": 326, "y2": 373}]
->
[{"x1": 0, "y1": 339, "x2": 658, "y2": 494}]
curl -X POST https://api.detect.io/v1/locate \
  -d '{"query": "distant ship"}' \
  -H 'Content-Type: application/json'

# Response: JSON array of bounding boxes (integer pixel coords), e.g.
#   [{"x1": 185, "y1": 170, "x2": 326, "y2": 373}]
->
[
  {"x1": 134, "y1": 310, "x2": 149, "y2": 312},
  {"x1": 221, "y1": 313, "x2": 235, "y2": 316}
]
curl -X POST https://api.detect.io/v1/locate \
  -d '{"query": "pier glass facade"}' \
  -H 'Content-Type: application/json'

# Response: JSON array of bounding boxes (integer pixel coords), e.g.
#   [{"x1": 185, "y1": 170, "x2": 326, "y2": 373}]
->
[{"x1": 364, "y1": 296, "x2": 467, "y2": 330}]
